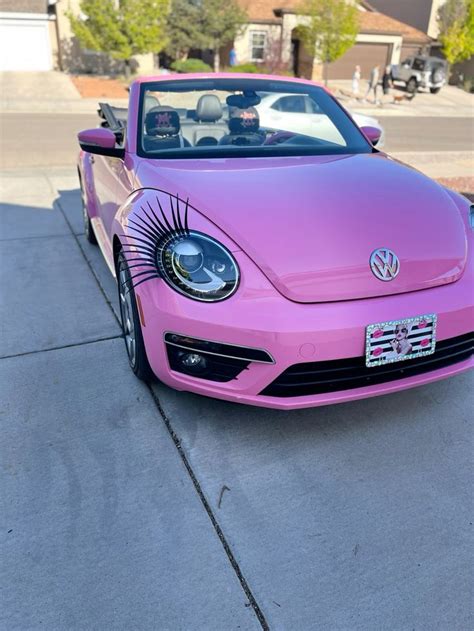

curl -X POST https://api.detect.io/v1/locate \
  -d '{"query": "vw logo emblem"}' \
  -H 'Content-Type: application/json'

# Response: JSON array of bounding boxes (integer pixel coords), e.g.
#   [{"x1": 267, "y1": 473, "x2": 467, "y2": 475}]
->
[{"x1": 370, "y1": 248, "x2": 400, "y2": 281}]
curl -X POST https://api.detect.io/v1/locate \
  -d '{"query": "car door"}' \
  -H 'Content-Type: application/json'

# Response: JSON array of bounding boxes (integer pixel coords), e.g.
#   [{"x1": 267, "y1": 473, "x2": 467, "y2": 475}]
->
[
  {"x1": 263, "y1": 95, "x2": 344, "y2": 144},
  {"x1": 263, "y1": 95, "x2": 310, "y2": 135},
  {"x1": 90, "y1": 110, "x2": 126, "y2": 251},
  {"x1": 398, "y1": 57, "x2": 413, "y2": 81},
  {"x1": 88, "y1": 153, "x2": 121, "y2": 265}
]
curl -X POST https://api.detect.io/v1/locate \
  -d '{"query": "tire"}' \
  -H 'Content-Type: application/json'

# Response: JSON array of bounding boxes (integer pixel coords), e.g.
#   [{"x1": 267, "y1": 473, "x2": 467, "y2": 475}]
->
[
  {"x1": 117, "y1": 250, "x2": 153, "y2": 381},
  {"x1": 79, "y1": 174, "x2": 97, "y2": 245},
  {"x1": 406, "y1": 77, "x2": 418, "y2": 94},
  {"x1": 430, "y1": 87, "x2": 441, "y2": 94}
]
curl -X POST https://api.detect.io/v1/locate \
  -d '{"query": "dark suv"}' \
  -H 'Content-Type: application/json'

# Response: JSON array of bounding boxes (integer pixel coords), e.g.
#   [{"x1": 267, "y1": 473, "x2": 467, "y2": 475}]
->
[{"x1": 392, "y1": 56, "x2": 448, "y2": 94}]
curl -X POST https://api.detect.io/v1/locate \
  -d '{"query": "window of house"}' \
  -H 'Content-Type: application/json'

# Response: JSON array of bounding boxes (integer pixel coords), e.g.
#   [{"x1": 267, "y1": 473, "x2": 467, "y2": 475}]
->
[{"x1": 250, "y1": 31, "x2": 266, "y2": 62}]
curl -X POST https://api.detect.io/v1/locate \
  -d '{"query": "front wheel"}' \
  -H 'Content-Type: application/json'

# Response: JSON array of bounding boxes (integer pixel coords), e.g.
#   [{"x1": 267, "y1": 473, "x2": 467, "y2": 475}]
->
[
  {"x1": 406, "y1": 78, "x2": 418, "y2": 94},
  {"x1": 117, "y1": 251, "x2": 152, "y2": 381},
  {"x1": 430, "y1": 87, "x2": 441, "y2": 94}
]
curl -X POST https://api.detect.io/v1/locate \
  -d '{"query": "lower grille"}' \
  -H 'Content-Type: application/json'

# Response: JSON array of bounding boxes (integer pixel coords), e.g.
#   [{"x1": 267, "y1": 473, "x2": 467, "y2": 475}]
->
[
  {"x1": 261, "y1": 332, "x2": 473, "y2": 398},
  {"x1": 166, "y1": 344, "x2": 250, "y2": 382},
  {"x1": 164, "y1": 332, "x2": 273, "y2": 383}
]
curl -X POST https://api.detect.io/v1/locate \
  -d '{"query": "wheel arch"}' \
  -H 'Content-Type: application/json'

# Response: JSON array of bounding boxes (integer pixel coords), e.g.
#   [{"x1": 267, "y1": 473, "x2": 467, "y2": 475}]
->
[{"x1": 113, "y1": 235, "x2": 123, "y2": 270}]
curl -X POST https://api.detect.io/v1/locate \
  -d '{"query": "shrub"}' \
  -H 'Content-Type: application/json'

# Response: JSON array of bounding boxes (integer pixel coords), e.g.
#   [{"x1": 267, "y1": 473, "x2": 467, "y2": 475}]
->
[
  {"x1": 170, "y1": 58, "x2": 212, "y2": 73},
  {"x1": 262, "y1": 66, "x2": 294, "y2": 77},
  {"x1": 226, "y1": 63, "x2": 293, "y2": 76},
  {"x1": 463, "y1": 77, "x2": 474, "y2": 93},
  {"x1": 226, "y1": 63, "x2": 261, "y2": 73}
]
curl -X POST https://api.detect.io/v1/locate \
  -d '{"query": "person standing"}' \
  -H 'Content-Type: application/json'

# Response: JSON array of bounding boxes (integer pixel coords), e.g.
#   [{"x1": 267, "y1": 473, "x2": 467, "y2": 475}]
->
[
  {"x1": 352, "y1": 65, "x2": 361, "y2": 95},
  {"x1": 229, "y1": 47, "x2": 237, "y2": 67},
  {"x1": 365, "y1": 65, "x2": 380, "y2": 103},
  {"x1": 382, "y1": 64, "x2": 393, "y2": 96}
]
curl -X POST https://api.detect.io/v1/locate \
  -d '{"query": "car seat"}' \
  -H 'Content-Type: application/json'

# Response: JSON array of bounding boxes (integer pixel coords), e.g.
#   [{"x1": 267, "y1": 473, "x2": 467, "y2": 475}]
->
[
  {"x1": 219, "y1": 106, "x2": 265, "y2": 146},
  {"x1": 143, "y1": 106, "x2": 191, "y2": 151},
  {"x1": 193, "y1": 94, "x2": 227, "y2": 146}
]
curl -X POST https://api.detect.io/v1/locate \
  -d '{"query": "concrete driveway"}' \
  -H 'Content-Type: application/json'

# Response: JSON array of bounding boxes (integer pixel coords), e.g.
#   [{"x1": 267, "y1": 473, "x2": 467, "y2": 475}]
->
[{"x1": 1, "y1": 167, "x2": 473, "y2": 630}]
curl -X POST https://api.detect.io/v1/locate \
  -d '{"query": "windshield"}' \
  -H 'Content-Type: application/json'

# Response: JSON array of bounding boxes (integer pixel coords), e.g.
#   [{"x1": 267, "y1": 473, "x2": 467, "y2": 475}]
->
[{"x1": 137, "y1": 78, "x2": 372, "y2": 159}]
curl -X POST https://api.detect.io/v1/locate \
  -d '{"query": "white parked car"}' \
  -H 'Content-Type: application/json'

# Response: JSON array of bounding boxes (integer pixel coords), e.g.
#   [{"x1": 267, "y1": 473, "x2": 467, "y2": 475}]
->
[{"x1": 256, "y1": 93, "x2": 385, "y2": 149}]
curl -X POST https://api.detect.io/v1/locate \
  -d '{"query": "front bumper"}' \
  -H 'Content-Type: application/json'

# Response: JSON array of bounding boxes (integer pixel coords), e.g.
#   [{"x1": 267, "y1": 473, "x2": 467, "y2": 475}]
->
[
  {"x1": 420, "y1": 79, "x2": 446, "y2": 89},
  {"x1": 137, "y1": 249, "x2": 473, "y2": 410}
]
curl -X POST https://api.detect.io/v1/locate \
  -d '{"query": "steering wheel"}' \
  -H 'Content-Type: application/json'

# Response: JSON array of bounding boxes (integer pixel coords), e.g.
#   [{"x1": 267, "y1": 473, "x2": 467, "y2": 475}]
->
[{"x1": 263, "y1": 130, "x2": 296, "y2": 146}]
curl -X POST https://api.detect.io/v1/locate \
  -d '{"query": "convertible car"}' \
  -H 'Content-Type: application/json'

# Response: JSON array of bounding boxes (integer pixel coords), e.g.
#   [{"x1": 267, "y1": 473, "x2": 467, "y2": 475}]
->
[{"x1": 77, "y1": 73, "x2": 473, "y2": 410}]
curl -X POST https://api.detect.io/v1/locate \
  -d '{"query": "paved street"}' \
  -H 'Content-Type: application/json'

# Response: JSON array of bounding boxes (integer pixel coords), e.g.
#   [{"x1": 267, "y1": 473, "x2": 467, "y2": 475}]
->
[{"x1": 1, "y1": 105, "x2": 473, "y2": 628}]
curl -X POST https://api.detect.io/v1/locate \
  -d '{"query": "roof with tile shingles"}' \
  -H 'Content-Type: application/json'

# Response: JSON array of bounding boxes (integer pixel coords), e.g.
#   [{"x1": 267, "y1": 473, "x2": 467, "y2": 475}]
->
[{"x1": 237, "y1": 0, "x2": 431, "y2": 42}]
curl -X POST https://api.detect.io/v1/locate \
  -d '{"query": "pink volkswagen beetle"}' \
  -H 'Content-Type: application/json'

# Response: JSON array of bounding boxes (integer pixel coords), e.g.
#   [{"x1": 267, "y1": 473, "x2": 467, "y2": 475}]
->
[{"x1": 77, "y1": 74, "x2": 473, "y2": 409}]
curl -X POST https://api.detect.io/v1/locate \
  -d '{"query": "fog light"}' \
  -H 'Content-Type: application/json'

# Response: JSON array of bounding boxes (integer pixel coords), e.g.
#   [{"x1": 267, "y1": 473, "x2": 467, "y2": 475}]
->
[{"x1": 180, "y1": 352, "x2": 207, "y2": 373}]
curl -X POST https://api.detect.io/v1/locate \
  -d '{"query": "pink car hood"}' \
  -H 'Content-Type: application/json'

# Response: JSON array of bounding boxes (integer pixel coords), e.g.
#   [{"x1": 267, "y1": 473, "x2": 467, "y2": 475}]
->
[{"x1": 135, "y1": 153, "x2": 467, "y2": 303}]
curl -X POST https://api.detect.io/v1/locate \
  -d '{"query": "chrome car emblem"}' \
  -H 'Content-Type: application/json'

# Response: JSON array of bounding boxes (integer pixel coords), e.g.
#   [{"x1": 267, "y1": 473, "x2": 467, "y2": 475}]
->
[{"x1": 370, "y1": 248, "x2": 400, "y2": 281}]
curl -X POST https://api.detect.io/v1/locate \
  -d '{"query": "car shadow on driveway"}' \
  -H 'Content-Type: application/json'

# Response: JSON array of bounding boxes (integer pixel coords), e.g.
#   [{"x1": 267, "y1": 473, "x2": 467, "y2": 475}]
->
[{"x1": 54, "y1": 188, "x2": 121, "y2": 320}]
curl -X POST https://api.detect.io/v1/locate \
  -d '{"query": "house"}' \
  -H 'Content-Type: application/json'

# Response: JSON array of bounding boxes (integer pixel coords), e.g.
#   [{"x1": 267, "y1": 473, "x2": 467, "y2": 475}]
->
[{"x1": 233, "y1": 0, "x2": 431, "y2": 80}]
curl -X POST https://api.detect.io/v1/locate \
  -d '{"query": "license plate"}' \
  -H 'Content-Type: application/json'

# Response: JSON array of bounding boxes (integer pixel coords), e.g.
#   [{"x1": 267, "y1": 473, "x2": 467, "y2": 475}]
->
[{"x1": 365, "y1": 314, "x2": 437, "y2": 368}]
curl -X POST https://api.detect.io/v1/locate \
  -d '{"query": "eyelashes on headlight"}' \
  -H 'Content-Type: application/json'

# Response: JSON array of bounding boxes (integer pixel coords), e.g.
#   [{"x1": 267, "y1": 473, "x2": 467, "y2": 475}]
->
[
  {"x1": 120, "y1": 192, "x2": 190, "y2": 291},
  {"x1": 120, "y1": 192, "x2": 239, "y2": 302}
]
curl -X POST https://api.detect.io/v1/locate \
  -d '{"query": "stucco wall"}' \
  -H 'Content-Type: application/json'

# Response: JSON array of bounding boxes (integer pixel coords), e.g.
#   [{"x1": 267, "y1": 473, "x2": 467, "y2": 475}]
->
[{"x1": 233, "y1": 23, "x2": 284, "y2": 67}]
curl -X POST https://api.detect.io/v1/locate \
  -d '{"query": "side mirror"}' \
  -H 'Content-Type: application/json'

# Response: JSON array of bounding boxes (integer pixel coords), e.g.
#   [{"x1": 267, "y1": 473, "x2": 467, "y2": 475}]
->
[
  {"x1": 78, "y1": 128, "x2": 125, "y2": 158},
  {"x1": 360, "y1": 125, "x2": 381, "y2": 146}
]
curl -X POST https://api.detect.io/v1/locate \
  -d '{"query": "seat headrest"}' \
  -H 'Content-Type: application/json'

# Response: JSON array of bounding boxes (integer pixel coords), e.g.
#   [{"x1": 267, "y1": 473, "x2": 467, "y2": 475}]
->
[
  {"x1": 228, "y1": 106, "x2": 260, "y2": 135},
  {"x1": 196, "y1": 94, "x2": 222, "y2": 122},
  {"x1": 145, "y1": 106, "x2": 180, "y2": 137}
]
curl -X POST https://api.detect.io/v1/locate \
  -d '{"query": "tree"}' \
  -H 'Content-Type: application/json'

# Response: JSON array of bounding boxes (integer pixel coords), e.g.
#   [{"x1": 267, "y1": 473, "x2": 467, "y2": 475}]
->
[
  {"x1": 165, "y1": 0, "x2": 204, "y2": 61},
  {"x1": 199, "y1": 0, "x2": 248, "y2": 72},
  {"x1": 438, "y1": 0, "x2": 474, "y2": 65},
  {"x1": 68, "y1": 0, "x2": 170, "y2": 76},
  {"x1": 297, "y1": 0, "x2": 358, "y2": 85},
  {"x1": 263, "y1": 29, "x2": 292, "y2": 75}
]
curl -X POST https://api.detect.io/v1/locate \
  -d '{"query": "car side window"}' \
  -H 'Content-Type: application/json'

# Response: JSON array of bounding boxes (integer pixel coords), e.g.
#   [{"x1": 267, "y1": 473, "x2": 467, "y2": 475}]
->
[
  {"x1": 412, "y1": 58, "x2": 426, "y2": 71},
  {"x1": 271, "y1": 95, "x2": 306, "y2": 113},
  {"x1": 305, "y1": 97, "x2": 323, "y2": 114}
]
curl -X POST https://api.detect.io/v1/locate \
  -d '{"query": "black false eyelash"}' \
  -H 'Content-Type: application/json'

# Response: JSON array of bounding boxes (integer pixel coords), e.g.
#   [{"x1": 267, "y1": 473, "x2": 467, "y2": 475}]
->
[{"x1": 119, "y1": 192, "x2": 190, "y2": 291}]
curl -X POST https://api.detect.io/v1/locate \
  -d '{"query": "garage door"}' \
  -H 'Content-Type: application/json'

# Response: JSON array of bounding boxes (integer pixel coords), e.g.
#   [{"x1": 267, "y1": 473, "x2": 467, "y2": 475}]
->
[
  {"x1": 328, "y1": 43, "x2": 391, "y2": 80},
  {"x1": 0, "y1": 19, "x2": 52, "y2": 71}
]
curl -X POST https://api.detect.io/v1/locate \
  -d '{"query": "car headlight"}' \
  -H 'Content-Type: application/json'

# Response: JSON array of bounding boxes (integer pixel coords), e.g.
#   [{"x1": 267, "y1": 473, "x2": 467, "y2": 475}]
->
[{"x1": 156, "y1": 231, "x2": 239, "y2": 301}]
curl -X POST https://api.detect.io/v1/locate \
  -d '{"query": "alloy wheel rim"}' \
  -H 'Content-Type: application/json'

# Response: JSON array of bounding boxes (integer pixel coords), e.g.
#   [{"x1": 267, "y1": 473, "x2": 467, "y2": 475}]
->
[{"x1": 119, "y1": 264, "x2": 136, "y2": 367}]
